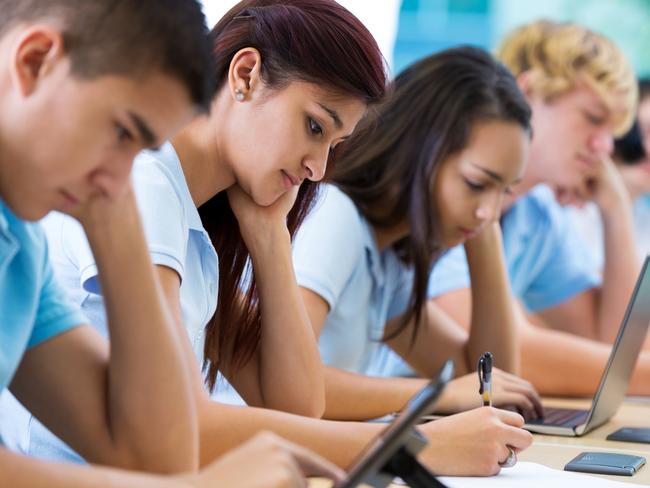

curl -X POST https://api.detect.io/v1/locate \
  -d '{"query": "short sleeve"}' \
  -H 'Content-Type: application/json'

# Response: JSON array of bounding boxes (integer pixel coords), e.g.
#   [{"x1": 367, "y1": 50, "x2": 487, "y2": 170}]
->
[
  {"x1": 131, "y1": 155, "x2": 188, "y2": 277},
  {"x1": 427, "y1": 246, "x2": 471, "y2": 298},
  {"x1": 59, "y1": 154, "x2": 189, "y2": 296},
  {"x1": 293, "y1": 186, "x2": 364, "y2": 309},
  {"x1": 522, "y1": 204, "x2": 600, "y2": 311},
  {"x1": 29, "y1": 238, "x2": 85, "y2": 348}
]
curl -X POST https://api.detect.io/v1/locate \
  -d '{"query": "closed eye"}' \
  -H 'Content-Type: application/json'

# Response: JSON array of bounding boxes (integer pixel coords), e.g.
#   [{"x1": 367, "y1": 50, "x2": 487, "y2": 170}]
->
[
  {"x1": 115, "y1": 122, "x2": 134, "y2": 144},
  {"x1": 584, "y1": 111, "x2": 606, "y2": 126},
  {"x1": 308, "y1": 117, "x2": 323, "y2": 137},
  {"x1": 464, "y1": 178, "x2": 485, "y2": 192}
]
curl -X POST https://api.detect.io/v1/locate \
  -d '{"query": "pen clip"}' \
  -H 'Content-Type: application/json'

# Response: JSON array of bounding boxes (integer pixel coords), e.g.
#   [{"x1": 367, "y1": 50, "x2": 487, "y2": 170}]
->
[{"x1": 478, "y1": 355, "x2": 485, "y2": 395}]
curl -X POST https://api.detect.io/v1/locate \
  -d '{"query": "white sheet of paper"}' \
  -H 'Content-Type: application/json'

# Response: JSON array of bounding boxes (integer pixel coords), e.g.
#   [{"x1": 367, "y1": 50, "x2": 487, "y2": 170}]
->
[{"x1": 434, "y1": 462, "x2": 634, "y2": 487}]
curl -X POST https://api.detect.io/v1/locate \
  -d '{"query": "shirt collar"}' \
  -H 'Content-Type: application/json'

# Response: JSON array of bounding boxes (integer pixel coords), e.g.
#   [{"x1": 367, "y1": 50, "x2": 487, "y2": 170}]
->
[
  {"x1": 359, "y1": 213, "x2": 385, "y2": 287},
  {"x1": 0, "y1": 200, "x2": 9, "y2": 234},
  {"x1": 0, "y1": 200, "x2": 19, "y2": 265}
]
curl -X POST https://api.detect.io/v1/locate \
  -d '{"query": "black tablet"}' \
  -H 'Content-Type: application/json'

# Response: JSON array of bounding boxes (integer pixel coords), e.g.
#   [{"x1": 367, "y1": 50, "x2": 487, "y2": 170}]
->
[{"x1": 337, "y1": 359, "x2": 454, "y2": 488}]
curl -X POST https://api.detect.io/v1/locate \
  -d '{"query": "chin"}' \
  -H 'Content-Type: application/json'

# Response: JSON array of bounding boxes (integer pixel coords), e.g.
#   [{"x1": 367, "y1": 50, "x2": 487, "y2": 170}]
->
[
  {"x1": 254, "y1": 192, "x2": 280, "y2": 208},
  {"x1": 3, "y1": 197, "x2": 49, "y2": 222},
  {"x1": 445, "y1": 233, "x2": 466, "y2": 248},
  {"x1": 261, "y1": 187, "x2": 288, "y2": 207}
]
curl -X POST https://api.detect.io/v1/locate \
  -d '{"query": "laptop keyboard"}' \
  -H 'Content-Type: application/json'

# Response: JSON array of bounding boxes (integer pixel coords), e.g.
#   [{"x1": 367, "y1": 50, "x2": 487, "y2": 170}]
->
[{"x1": 527, "y1": 407, "x2": 589, "y2": 427}]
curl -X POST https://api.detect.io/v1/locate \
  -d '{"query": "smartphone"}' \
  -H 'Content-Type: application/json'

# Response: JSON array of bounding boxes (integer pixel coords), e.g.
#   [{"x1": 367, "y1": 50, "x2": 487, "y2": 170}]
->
[{"x1": 337, "y1": 359, "x2": 454, "y2": 488}]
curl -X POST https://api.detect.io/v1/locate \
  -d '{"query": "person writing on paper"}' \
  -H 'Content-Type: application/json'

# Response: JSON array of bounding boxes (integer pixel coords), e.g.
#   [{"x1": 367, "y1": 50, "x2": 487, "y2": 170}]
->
[
  {"x1": 0, "y1": 0, "x2": 346, "y2": 487},
  {"x1": 292, "y1": 46, "x2": 542, "y2": 422},
  {"x1": 423, "y1": 21, "x2": 650, "y2": 396}
]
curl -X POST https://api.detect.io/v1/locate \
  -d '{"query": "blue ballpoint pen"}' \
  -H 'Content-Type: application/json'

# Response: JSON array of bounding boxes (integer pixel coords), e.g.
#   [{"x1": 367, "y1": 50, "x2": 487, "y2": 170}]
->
[{"x1": 478, "y1": 352, "x2": 493, "y2": 407}]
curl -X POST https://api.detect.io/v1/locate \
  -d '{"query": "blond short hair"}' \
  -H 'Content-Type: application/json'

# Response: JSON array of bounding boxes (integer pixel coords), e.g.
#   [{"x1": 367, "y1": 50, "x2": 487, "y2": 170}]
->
[{"x1": 496, "y1": 20, "x2": 637, "y2": 136}]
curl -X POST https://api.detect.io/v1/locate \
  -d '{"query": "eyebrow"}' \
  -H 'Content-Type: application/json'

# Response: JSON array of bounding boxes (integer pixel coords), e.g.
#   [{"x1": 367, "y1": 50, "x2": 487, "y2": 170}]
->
[
  {"x1": 317, "y1": 103, "x2": 343, "y2": 129},
  {"x1": 128, "y1": 111, "x2": 160, "y2": 149},
  {"x1": 470, "y1": 163, "x2": 523, "y2": 185}
]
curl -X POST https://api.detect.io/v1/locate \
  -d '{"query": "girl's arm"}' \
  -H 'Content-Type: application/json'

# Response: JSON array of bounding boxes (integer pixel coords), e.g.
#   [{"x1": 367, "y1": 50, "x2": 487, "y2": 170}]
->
[
  {"x1": 218, "y1": 185, "x2": 325, "y2": 417},
  {"x1": 463, "y1": 221, "x2": 519, "y2": 373},
  {"x1": 301, "y1": 279, "x2": 539, "y2": 420},
  {"x1": 156, "y1": 257, "x2": 535, "y2": 477}
]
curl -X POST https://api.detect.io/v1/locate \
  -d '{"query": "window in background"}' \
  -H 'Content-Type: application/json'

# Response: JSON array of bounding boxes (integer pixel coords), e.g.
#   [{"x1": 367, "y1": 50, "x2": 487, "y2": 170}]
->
[
  {"x1": 393, "y1": 0, "x2": 492, "y2": 73},
  {"x1": 392, "y1": 0, "x2": 650, "y2": 78}
]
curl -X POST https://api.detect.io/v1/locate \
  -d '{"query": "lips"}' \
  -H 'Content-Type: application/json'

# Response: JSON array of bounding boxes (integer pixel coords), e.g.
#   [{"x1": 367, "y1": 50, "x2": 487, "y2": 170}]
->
[
  {"x1": 458, "y1": 226, "x2": 480, "y2": 239},
  {"x1": 60, "y1": 190, "x2": 80, "y2": 206},
  {"x1": 576, "y1": 153, "x2": 603, "y2": 169},
  {"x1": 281, "y1": 170, "x2": 302, "y2": 188}
]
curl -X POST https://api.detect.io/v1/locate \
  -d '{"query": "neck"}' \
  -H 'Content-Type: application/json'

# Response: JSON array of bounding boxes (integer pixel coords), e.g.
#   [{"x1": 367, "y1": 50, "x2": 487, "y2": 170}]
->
[
  {"x1": 171, "y1": 100, "x2": 235, "y2": 208},
  {"x1": 372, "y1": 220, "x2": 410, "y2": 252}
]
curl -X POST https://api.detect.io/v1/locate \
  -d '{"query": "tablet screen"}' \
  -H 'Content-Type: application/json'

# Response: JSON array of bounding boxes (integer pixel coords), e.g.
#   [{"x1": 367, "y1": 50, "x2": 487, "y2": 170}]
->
[{"x1": 338, "y1": 360, "x2": 454, "y2": 488}]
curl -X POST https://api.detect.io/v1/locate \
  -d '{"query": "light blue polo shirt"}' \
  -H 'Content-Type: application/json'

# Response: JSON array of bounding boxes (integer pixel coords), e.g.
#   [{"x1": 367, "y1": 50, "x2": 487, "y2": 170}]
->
[
  {"x1": 0, "y1": 143, "x2": 222, "y2": 461},
  {"x1": 293, "y1": 184, "x2": 414, "y2": 376},
  {"x1": 428, "y1": 184, "x2": 601, "y2": 311},
  {"x1": 0, "y1": 200, "x2": 85, "y2": 445},
  {"x1": 376, "y1": 184, "x2": 602, "y2": 378}
]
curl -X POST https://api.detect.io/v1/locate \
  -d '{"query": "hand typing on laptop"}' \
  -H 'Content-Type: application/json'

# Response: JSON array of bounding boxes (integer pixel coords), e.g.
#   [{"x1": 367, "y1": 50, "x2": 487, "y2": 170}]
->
[{"x1": 434, "y1": 368, "x2": 543, "y2": 421}]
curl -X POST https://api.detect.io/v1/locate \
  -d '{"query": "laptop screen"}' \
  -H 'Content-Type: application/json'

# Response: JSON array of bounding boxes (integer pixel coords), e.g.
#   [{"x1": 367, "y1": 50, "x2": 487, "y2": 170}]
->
[{"x1": 583, "y1": 255, "x2": 650, "y2": 432}]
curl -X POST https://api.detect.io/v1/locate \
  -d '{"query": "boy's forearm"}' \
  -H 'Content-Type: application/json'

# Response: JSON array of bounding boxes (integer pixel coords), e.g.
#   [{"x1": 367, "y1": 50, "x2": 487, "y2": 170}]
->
[
  {"x1": 598, "y1": 197, "x2": 641, "y2": 342},
  {"x1": 0, "y1": 449, "x2": 184, "y2": 488},
  {"x1": 519, "y1": 322, "x2": 650, "y2": 396},
  {"x1": 81, "y1": 196, "x2": 197, "y2": 472}
]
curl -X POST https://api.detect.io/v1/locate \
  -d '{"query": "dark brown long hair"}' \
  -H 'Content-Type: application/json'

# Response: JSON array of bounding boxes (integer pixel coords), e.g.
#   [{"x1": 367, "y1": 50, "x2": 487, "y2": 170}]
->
[
  {"x1": 330, "y1": 46, "x2": 532, "y2": 344},
  {"x1": 200, "y1": 0, "x2": 386, "y2": 390}
]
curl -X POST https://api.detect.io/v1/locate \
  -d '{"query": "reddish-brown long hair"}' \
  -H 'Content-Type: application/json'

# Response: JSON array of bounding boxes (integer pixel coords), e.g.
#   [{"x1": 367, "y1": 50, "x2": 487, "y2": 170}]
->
[{"x1": 200, "y1": 0, "x2": 386, "y2": 390}]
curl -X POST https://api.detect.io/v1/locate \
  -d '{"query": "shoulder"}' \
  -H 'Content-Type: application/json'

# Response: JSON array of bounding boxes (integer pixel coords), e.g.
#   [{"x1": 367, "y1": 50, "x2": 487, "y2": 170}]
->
[
  {"x1": 3, "y1": 206, "x2": 48, "y2": 264},
  {"x1": 295, "y1": 184, "x2": 367, "y2": 259},
  {"x1": 130, "y1": 145, "x2": 188, "y2": 229},
  {"x1": 512, "y1": 184, "x2": 565, "y2": 224},
  {"x1": 132, "y1": 145, "x2": 184, "y2": 195},
  {"x1": 303, "y1": 184, "x2": 365, "y2": 238}
]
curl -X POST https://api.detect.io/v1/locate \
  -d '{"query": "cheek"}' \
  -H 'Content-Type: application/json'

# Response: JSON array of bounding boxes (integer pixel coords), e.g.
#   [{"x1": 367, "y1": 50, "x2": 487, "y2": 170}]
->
[{"x1": 434, "y1": 180, "x2": 460, "y2": 227}]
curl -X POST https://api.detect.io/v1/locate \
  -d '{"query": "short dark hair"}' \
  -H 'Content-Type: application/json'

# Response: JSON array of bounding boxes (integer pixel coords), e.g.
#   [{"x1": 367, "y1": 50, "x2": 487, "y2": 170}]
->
[{"x1": 0, "y1": 0, "x2": 215, "y2": 111}]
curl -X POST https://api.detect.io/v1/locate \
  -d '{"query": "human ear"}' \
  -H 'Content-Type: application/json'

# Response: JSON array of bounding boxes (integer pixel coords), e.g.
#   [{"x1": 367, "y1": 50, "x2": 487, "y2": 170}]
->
[
  {"x1": 11, "y1": 26, "x2": 64, "y2": 97},
  {"x1": 516, "y1": 70, "x2": 534, "y2": 98},
  {"x1": 227, "y1": 47, "x2": 263, "y2": 102}
]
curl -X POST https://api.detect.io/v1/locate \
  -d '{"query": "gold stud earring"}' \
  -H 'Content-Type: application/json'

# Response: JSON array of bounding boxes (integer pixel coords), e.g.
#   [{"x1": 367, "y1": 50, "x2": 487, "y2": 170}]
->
[{"x1": 235, "y1": 89, "x2": 245, "y2": 102}]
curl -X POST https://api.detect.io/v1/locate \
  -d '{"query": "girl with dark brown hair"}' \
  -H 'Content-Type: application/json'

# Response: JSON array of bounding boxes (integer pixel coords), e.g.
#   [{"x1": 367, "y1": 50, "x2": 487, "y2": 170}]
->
[{"x1": 293, "y1": 46, "x2": 543, "y2": 423}]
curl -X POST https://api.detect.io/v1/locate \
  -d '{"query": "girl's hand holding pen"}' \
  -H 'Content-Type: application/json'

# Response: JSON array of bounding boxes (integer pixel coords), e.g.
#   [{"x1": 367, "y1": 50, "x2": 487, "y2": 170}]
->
[{"x1": 435, "y1": 368, "x2": 543, "y2": 420}]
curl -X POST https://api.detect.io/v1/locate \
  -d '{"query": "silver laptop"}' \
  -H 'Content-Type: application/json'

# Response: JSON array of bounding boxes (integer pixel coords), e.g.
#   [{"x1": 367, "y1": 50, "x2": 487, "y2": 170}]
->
[{"x1": 524, "y1": 254, "x2": 650, "y2": 436}]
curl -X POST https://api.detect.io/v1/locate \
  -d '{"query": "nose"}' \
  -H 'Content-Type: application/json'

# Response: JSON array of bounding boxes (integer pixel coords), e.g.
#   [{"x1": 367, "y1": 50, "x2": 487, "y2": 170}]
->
[
  {"x1": 475, "y1": 191, "x2": 502, "y2": 222},
  {"x1": 590, "y1": 130, "x2": 614, "y2": 156},
  {"x1": 302, "y1": 146, "x2": 330, "y2": 182},
  {"x1": 93, "y1": 152, "x2": 136, "y2": 199}
]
